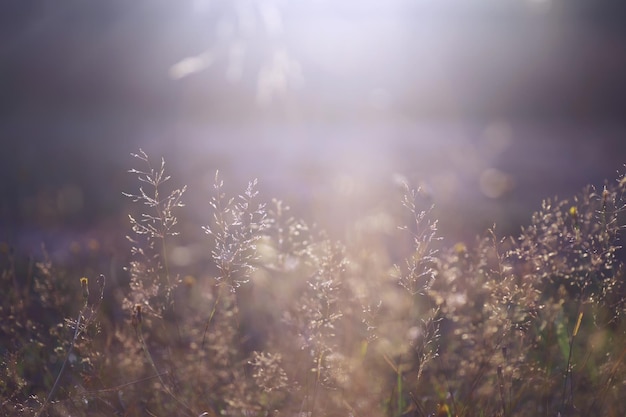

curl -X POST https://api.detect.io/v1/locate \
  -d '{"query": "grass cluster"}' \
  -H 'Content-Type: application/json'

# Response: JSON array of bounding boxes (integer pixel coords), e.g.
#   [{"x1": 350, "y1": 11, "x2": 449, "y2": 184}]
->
[{"x1": 1, "y1": 150, "x2": 625, "y2": 417}]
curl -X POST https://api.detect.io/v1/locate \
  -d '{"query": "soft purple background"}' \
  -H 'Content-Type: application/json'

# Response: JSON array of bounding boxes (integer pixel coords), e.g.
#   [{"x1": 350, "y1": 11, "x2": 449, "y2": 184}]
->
[{"x1": 2, "y1": 0, "x2": 626, "y2": 260}]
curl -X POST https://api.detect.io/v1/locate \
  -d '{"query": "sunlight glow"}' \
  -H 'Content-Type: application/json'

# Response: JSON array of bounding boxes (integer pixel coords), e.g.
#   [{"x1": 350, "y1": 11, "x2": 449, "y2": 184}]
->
[{"x1": 169, "y1": 50, "x2": 214, "y2": 80}]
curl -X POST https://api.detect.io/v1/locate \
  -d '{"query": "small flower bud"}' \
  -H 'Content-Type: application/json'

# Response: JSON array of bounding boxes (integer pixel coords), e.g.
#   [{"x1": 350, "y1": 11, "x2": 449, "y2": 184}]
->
[
  {"x1": 132, "y1": 304, "x2": 143, "y2": 329},
  {"x1": 569, "y1": 206, "x2": 579, "y2": 230},
  {"x1": 135, "y1": 304, "x2": 142, "y2": 321},
  {"x1": 453, "y1": 242, "x2": 467, "y2": 256},
  {"x1": 437, "y1": 402, "x2": 450, "y2": 417},
  {"x1": 80, "y1": 277, "x2": 89, "y2": 300}
]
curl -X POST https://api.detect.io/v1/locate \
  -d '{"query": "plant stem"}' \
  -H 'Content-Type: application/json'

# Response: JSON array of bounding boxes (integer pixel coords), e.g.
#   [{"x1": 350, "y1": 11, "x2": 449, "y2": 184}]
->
[
  {"x1": 201, "y1": 284, "x2": 223, "y2": 348},
  {"x1": 35, "y1": 303, "x2": 86, "y2": 417}
]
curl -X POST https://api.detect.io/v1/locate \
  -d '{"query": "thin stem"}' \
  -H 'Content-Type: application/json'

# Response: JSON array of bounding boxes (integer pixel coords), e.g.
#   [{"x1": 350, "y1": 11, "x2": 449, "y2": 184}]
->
[
  {"x1": 161, "y1": 234, "x2": 172, "y2": 287},
  {"x1": 396, "y1": 368, "x2": 404, "y2": 417},
  {"x1": 35, "y1": 302, "x2": 87, "y2": 417},
  {"x1": 586, "y1": 344, "x2": 626, "y2": 415},
  {"x1": 135, "y1": 321, "x2": 196, "y2": 417},
  {"x1": 201, "y1": 284, "x2": 224, "y2": 348},
  {"x1": 309, "y1": 349, "x2": 324, "y2": 417},
  {"x1": 497, "y1": 366, "x2": 507, "y2": 417},
  {"x1": 561, "y1": 304, "x2": 583, "y2": 413}
]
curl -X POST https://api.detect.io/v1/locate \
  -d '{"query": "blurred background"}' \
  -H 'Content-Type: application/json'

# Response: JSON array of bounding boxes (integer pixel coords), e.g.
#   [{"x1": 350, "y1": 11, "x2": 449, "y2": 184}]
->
[{"x1": 2, "y1": 0, "x2": 626, "y2": 264}]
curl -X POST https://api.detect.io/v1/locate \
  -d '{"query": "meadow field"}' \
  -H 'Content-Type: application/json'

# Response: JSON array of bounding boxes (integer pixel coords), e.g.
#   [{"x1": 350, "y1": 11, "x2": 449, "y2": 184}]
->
[{"x1": 1, "y1": 149, "x2": 625, "y2": 417}]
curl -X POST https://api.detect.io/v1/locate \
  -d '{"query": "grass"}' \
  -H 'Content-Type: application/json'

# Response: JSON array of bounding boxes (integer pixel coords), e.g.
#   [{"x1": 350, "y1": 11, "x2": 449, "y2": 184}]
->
[{"x1": 1, "y1": 150, "x2": 625, "y2": 417}]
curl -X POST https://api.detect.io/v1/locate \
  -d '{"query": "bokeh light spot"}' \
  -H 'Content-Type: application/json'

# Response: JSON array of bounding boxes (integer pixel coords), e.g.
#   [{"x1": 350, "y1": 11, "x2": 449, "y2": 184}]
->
[{"x1": 479, "y1": 168, "x2": 514, "y2": 199}]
